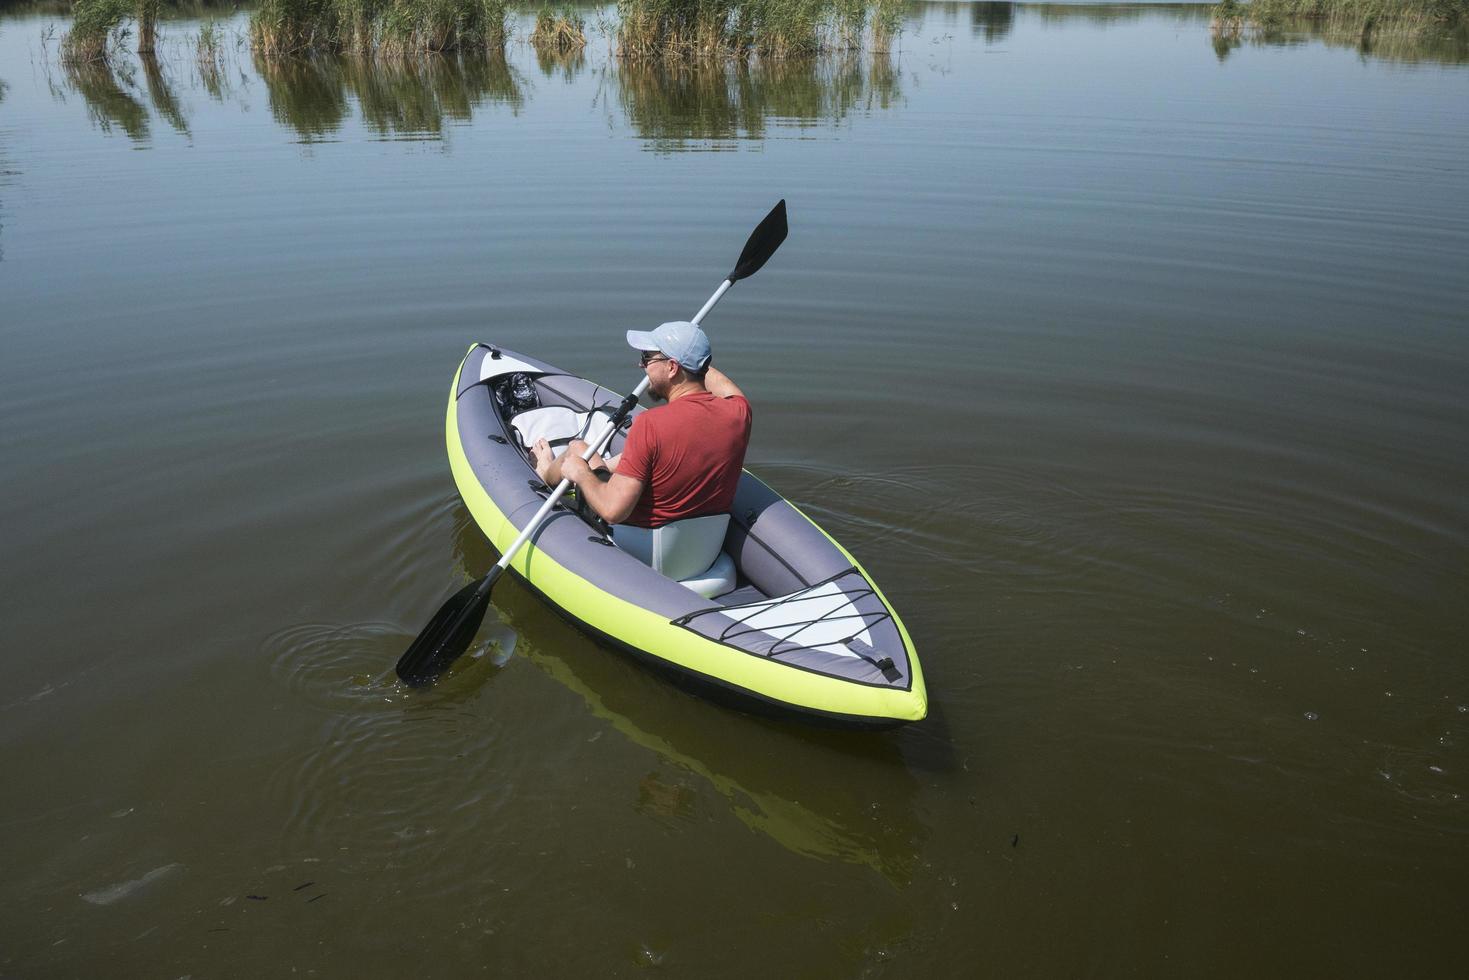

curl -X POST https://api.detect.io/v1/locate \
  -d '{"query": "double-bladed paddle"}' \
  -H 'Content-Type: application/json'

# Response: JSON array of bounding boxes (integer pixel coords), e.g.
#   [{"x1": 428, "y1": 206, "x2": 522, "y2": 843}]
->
[{"x1": 395, "y1": 200, "x2": 788, "y2": 687}]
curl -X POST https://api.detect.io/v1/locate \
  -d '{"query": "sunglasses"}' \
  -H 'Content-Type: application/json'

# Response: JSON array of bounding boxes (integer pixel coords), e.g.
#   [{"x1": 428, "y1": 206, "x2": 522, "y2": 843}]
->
[{"x1": 639, "y1": 351, "x2": 671, "y2": 367}]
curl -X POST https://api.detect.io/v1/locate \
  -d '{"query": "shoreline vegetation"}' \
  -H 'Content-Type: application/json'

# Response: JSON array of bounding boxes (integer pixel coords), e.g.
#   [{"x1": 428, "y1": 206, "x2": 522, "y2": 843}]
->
[
  {"x1": 248, "y1": 0, "x2": 510, "y2": 56},
  {"x1": 50, "y1": 0, "x2": 1469, "y2": 65},
  {"x1": 62, "y1": 0, "x2": 159, "y2": 61},
  {"x1": 31, "y1": 1, "x2": 1467, "y2": 143},
  {"x1": 1211, "y1": 0, "x2": 1467, "y2": 38},
  {"x1": 57, "y1": 0, "x2": 910, "y2": 62}
]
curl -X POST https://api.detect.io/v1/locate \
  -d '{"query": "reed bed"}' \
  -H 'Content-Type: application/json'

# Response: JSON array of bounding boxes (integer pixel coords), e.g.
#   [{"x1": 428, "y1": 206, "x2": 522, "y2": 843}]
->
[
  {"x1": 871, "y1": 0, "x2": 902, "y2": 51},
  {"x1": 249, "y1": 0, "x2": 508, "y2": 57},
  {"x1": 62, "y1": 0, "x2": 909, "y2": 62},
  {"x1": 531, "y1": 7, "x2": 589, "y2": 50},
  {"x1": 615, "y1": 0, "x2": 741, "y2": 59},
  {"x1": 614, "y1": 0, "x2": 906, "y2": 60},
  {"x1": 1211, "y1": 0, "x2": 1247, "y2": 34},
  {"x1": 195, "y1": 18, "x2": 227, "y2": 92},
  {"x1": 197, "y1": 33, "x2": 229, "y2": 96},
  {"x1": 61, "y1": 0, "x2": 132, "y2": 63},
  {"x1": 61, "y1": 0, "x2": 164, "y2": 60},
  {"x1": 137, "y1": 0, "x2": 160, "y2": 52}
]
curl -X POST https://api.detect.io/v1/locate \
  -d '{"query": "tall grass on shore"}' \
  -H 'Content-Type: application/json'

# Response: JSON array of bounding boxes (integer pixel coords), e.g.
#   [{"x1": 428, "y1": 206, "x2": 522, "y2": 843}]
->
[
  {"x1": 615, "y1": 0, "x2": 741, "y2": 59},
  {"x1": 531, "y1": 7, "x2": 589, "y2": 51},
  {"x1": 61, "y1": 0, "x2": 130, "y2": 63},
  {"x1": 60, "y1": 0, "x2": 162, "y2": 61},
  {"x1": 196, "y1": 19, "x2": 226, "y2": 93},
  {"x1": 249, "y1": 0, "x2": 509, "y2": 57},
  {"x1": 871, "y1": 0, "x2": 902, "y2": 51},
  {"x1": 1213, "y1": 0, "x2": 1466, "y2": 37},
  {"x1": 1211, "y1": 0, "x2": 1246, "y2": 34},
  {"x1": 614, "y1": 0, "x2": 905, "y2": 60},
  {"x1": 136, "y1": 0, "x2": 160, "y2": 51}
]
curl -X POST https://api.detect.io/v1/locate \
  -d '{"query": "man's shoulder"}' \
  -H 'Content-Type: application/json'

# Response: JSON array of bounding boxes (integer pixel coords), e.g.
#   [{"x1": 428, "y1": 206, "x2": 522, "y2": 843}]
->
[
  {"x1": 647, "y1": 391, "x2": 751, "y2": 422},
  {"x1": 719, "y1": 393, "x2": 752, "y2": 418},
  {"x1": 683, "y1": 392, "x2": 749, "y2": 415}
]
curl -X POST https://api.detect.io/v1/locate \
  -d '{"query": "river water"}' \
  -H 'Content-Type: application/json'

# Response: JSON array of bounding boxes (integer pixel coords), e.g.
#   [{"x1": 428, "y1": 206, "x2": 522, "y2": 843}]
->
[{"x1": 1, "y1": 2, "x2": 1466, "y2": 975}]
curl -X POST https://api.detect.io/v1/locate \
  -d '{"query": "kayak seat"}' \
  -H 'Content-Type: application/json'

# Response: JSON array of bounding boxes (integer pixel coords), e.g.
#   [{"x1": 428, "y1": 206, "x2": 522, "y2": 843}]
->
[
  {"x1": 509, "y1": 405, "x2": 614, "y2": 458},
  {"x1": 612, "y1": 515, "x2": 737, "y2": 599}
]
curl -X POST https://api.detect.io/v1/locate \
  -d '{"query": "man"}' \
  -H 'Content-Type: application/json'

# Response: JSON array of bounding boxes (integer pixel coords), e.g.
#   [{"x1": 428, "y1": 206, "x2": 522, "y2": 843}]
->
[{"x1": 529, "y1": 321, "x2": 751, "y2": 528}]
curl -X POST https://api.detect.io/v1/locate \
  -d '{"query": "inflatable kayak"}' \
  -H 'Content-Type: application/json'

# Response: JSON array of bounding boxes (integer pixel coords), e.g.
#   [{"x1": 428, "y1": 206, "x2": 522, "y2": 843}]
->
[{"x1": 448, "y1": 342, "x2": 927, "y2": 728}]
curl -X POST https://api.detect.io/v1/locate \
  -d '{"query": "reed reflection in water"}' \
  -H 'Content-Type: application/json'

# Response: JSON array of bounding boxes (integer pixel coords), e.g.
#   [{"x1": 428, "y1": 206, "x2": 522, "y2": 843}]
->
[
  {"x1": 1213, "y1": 20, "x2": 1469, "y2": 64},
  {"x1": 42, "y1": 8, "x2": 1469, "y2": 148},
  {"x1": 62, "y1": 57, "x2": 153, "y2": 141},
  {"x1": 972, "y1": 0, "x2": 1016, "y2": 41},
  {"x1": 536, "y1": 43, "x2": 587, "y2": 81},
  {"x1": 254, "y1": 51, "x2": 526, "y2": 141},
  {"x1": 615, "y1": 52, "x2": 903, "y2": 152}
]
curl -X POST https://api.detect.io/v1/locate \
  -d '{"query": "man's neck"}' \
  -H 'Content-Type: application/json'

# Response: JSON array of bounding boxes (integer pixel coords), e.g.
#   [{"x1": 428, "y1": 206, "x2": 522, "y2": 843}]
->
[{"x1": 665, "y1": 380, "x2": 708, "y2": 403}]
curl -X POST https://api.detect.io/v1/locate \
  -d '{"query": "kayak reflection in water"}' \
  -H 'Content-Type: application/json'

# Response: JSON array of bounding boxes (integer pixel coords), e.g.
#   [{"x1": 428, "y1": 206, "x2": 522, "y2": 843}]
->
[{"x1": 529, "y1": 320, "x2": 753, "y2": 531}]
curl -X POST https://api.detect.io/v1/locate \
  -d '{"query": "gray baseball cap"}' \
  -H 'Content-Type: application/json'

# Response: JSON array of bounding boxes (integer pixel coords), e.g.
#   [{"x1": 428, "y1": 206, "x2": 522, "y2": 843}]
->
[{"x1": 626, "y1": 321, "x2": 712, "y2": 372}]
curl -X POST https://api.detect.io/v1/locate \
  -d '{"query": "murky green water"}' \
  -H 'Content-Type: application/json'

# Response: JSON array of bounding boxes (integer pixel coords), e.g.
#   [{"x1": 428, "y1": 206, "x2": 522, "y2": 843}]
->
[{"x1": 2, "y1": 2, "x2": 1467, "y2": 975}]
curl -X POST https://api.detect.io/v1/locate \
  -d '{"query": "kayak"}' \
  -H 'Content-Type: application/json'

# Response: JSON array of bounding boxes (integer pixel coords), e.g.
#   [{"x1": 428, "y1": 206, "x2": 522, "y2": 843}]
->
[{"x1": 448, "y1": 342, "x2": 927, "y2": 728}]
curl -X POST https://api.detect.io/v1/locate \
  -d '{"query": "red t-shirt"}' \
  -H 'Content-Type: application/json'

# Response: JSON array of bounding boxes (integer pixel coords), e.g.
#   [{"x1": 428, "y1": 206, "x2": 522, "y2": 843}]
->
[{"x1": 616, "y1": 393, "x2": 752, "y2": 528}]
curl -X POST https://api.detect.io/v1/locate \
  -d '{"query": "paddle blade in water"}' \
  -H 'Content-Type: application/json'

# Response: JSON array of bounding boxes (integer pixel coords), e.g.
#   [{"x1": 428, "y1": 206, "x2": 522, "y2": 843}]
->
[
  {"x1": 728, "y1": 200, "x2": 788, "y2": 282},
  {"x1": 395, "y1": 567, "x2": 502, "y2": 687}
]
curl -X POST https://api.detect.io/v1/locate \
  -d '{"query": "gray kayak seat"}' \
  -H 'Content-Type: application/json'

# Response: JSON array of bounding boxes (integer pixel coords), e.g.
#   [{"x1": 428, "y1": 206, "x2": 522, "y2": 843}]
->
[{"x1": 613, "y1": 516, "x2": 738, "y2": 600}]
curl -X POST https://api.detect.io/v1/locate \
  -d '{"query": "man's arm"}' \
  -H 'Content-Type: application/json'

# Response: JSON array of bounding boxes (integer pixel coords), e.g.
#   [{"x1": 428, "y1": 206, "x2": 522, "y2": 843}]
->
[
  {"x1": 562, "y1": 455, "x2": 644, "y2": 525},
  {"x1": 704, "y1": 365, "x2": 744, "y2": 400}
]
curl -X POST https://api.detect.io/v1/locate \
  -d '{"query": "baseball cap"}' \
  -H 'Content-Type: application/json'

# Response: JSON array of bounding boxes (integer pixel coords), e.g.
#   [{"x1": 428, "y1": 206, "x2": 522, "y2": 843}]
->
[{"x1": 626, "y1": 321, "x2": 712, "y2": 372}]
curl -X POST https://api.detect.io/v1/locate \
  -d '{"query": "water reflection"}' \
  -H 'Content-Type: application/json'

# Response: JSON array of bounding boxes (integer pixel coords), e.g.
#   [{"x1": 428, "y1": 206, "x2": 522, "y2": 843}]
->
[
  {"x1": 254, "y1": 55, "x2": 350, "y2": 141},
  {"x1": 1023, "y1": 2, "x2": 1211, "y2": 27},
  {"x1": 916, "y1": 0, "x2": 1206, "y2": 30},
  {"x1": 1212, "y1": 28, "x2": 1240, "y2": 62},
  {"x1": 59, "y1": 52, "x2": 192, "y2": 143},
  {"x1": 254, "y1": 52, "x2": 526, "y2": 142},
  {"x1": 140, "y1": 54, "x2": 190, "y2": 135},
  {"x1": 536, "y1": 44, "x2": 587, "y2": 80},
  {"x1": 972, "y1": 1, "x2": 1015, "y2": 42},
  {"x1": 0, "y1": 76, "x2": 9, "y2": 262},
  {"x1": 198, "y1": 52, "x2": 227, "y2": 101},
  {"x1": 35, "y1": 7, "x2": 1469, "y2": 148},
  {"x1": 616, "y1": 53, "x2": 902, "y2": 152},
  {"x1": 533, "y1": 637, "x2": 926, "y2": 881},
  {"x1": 63, "y1": 58, "x2": 152, "y2": 141},
  {"x1": 449, "y1": 506, "x2": 927, "y2": 882},
  {"x1": 1224, "y1": 23, "x2": 1469, "y2": 65}
]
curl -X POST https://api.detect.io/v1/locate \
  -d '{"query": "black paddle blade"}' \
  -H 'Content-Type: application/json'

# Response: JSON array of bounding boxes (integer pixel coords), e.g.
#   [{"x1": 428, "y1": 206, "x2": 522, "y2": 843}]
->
[
  {"x1": 395, "y1": 567, "x2": 502, "y2": 687},
  {"x1": 727, "y1": 199, "x2": 788, "y2": 283}
]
